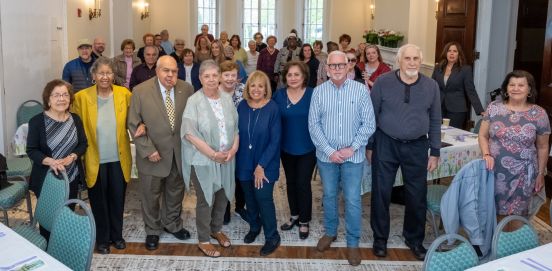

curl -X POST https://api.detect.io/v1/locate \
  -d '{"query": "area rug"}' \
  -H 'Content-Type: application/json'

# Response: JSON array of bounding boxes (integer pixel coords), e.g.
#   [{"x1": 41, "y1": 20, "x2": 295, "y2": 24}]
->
[
  {"x1": 7, "y1": 167, "x2": 552, "y2": 249},
  {"x1": 90, "y1": 254, "x2": 423, "y2": 271}
]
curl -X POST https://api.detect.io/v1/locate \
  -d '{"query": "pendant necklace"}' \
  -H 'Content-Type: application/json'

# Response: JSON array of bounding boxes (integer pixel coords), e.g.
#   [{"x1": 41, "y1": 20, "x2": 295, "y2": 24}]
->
[
  {"x1": 247, "y1": 106, "x2": 261, "y2": 150},
  {"x1": 286, "y1": 96, "x2": 292, "y2": 108}
]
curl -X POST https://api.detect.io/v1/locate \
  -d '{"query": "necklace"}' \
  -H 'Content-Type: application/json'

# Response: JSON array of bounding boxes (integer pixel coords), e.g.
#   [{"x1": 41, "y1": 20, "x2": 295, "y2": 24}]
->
[{"x1": 247, "y1": 107, "x2": 261, "y2": 150}]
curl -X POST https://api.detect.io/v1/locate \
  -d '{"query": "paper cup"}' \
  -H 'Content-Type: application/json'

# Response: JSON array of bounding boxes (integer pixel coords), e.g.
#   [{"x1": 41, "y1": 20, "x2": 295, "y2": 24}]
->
[{"x1": 442, "y1": 118, "x2": 450, "y2": 127}]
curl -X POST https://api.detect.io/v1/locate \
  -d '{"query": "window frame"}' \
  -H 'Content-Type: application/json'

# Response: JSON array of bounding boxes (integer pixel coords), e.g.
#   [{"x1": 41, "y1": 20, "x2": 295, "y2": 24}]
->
[
  {"x1": 242, "y1": 0, "x2": 278, "y2": 48},
  {"x1": 302, "y1": 0, "x2": 327, "y2": 45},
  {"x1": 196, "y1": 0, "x2": 220, "y2": 39}
]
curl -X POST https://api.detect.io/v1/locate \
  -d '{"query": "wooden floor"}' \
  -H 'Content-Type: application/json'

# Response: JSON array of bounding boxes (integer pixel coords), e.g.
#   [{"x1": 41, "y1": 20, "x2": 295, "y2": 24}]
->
[{"x1": 105, "y1": 199, "x2": 551, "y2": 262}]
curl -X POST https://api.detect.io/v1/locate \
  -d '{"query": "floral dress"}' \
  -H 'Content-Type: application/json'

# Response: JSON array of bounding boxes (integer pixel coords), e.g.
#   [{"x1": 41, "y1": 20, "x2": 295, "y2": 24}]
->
[{"x1": 484, "y1": 101, "x2": 550, "y2": 215}]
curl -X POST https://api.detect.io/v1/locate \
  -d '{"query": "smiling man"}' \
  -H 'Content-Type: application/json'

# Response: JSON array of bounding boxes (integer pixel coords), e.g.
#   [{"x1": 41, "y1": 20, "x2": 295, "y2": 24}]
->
[
  {"x1": 369, "y1": 44, "x2": 441, "y2": 261},
  {"x1": 128, "y1": 55, "x2": 194, "y2": 251},
  {"x1": 62, "y1": 38, "x2": 94, "y2": 92},
  {"x1": 308, "y1": 50, "x2": 375, "y2": 266}
]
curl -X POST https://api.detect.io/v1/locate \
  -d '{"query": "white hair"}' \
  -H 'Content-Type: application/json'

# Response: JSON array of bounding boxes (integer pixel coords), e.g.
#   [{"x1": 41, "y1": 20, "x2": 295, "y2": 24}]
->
[
  {"x1": 326, "y1": 50, "x2": 347, "y2": 64},
  {"x1": 395, "y1": 44, "x2": 423, "y2": 67}
]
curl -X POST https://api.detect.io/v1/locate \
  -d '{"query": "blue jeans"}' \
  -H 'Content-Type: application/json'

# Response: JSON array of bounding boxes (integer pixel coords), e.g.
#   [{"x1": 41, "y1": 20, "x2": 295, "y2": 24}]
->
[
  {"x1": 240, "y1": 180, "x2": 280, "y2": 241},
  {"x1": 317, "y1": 160, "x2": 364, "y2": 247}
]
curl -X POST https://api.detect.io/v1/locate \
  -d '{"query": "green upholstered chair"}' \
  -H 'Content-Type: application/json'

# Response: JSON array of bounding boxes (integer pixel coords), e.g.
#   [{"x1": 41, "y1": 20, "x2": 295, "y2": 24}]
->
[
  {"x1": 423, "y1": 233, "x2": 479, "y2": 271},
  {"x1": 0, "y1": 175, "x2": 32, "y2": 226},
  {"x1": 426, "y1": 184, "x2": 448, "y2": 238},
  {"x1": 491, "y1": 215, "x2": 539, "y2": 260},
  {"x1": 47, "y1": 199, "x2": 95, "y2": 271},
  {"x1": 16, "y1": 100, "x2": 43, "y2": 127},
  {"x1": 12, "y1": 170, "x2": 69, "y2": 250}
]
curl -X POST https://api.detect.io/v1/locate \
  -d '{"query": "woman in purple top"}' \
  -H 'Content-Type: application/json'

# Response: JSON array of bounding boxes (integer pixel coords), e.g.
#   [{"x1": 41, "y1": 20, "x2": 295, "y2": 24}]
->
[
  {"x1": 479, "y1": 70, "x2": 550, "y2": 230},
  {"x1": 272, "y1": 61, "x2": 315, "y2": 239},
  {"x1": 256, "y1": 35, "x2": 279, "y2": 92}
]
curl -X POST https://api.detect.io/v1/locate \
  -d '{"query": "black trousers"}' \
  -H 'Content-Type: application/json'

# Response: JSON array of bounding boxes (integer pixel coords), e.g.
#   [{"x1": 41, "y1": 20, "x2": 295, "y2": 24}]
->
[
  {"x1": 370, "y1": 130, "x2": 428, "y2": 246},
  {"x1": 442, "y1": 108, "x2": 467, "y2": 129},
  {"x1": 281, "y1": 151, "x2": 316, "y2": 223},
  {"x1": 225, "y1": 177, "x2": 246, "y2": 220},
  {"x1": 88, "y1": 161, "x2": 127, "y2": 245}
]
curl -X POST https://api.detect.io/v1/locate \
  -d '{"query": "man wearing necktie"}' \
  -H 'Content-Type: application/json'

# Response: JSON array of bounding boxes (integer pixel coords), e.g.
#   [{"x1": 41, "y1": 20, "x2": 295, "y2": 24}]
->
[{"x1": 128, "y1": 55, "x2": 194, "y2": 250}]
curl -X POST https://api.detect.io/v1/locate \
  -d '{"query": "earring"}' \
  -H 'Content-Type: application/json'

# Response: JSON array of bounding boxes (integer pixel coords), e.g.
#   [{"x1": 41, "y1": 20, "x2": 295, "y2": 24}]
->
[
  {"x1": 92, "y1": 79, "x2": 96, "y2": 84},
  {"x1": 504, "y1": 92, "x2": 509, "y2": 97},
  {"x1": 527, "y1": 93, "x2": 532, "y2": 98}
]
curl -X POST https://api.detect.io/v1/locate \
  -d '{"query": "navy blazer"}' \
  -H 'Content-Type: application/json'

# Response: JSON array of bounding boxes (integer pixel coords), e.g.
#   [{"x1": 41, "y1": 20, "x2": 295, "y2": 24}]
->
[
  {"x1": 177, "y1": 62, "x2": 202, "y2": 91},
  {"x1": 432, "y1": 65, "x2": 484, "y2": 114},
  {"x1": 26, "y1": 112, "x2": 87, "y2": 196}
]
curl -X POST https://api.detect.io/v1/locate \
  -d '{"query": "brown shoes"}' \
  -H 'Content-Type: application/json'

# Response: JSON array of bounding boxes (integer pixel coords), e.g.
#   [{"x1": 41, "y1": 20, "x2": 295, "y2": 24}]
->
[
  {"x1": 316, "y1": 235, "x2": 337, "y2": 252},
  {"x1": 347, "y1": 247, "x2": 361, "y2": 266}
]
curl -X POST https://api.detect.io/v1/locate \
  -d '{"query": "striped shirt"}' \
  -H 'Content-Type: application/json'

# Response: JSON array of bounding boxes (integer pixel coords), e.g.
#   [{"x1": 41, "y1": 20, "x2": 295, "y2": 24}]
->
[{"x1": 308, "y1": 79, "x2": 376, "y2": 163}]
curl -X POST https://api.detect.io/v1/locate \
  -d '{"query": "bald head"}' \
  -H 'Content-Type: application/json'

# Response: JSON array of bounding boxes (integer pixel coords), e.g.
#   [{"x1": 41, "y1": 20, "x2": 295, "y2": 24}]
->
[
  {"x1": 93, "y1": 37, "x2": 106, "y2": 55},
  {"x1": 156, "y1": 56, "x2": 178, "y2": 89}
]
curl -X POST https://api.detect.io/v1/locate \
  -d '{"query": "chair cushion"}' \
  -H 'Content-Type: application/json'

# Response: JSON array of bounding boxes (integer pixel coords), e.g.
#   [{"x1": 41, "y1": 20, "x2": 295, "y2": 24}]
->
[
  {"x1": 6, "y1": 157, "x2": 32, "y2": 177},
  {"x1": 0, "y1": 180, "x2": 27, "y2": 209},
  {"x1": 428, "y1": 242, "x2": 478, "y2": 271},
  {"x1": 497, "y1": 224, "x2": 539, "y2": 258},
  {"x1": 427, "y1": 185, "x2": 448, "y2": 213},
  {"x1": 12, "y1": 224, "x2": 47, "y2": 250}
]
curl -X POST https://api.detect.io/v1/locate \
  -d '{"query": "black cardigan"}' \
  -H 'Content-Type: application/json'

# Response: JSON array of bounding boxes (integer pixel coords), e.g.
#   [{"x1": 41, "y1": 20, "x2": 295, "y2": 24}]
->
[{"x1": 26, "y1": 112, "x2": 87, "y2": 195}]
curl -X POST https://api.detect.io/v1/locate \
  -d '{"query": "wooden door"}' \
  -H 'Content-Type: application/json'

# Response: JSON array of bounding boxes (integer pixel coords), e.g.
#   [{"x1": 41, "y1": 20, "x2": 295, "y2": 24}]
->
[
  {"x1": 435, "y1": 0, "x2": 478, "y2": 65},
  {"x1": 540, "y1": 0, "x2": 552, "y2": 197}
]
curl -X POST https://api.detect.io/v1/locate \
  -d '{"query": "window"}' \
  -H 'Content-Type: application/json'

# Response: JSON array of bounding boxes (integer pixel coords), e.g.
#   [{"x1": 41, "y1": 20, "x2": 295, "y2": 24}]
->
[
  {"x1": 197, "y1": 0, "x2": 218, "y2": 37},
  {"x1": 303, "y1": 0, "x2": 324, "y2": 45},
  {"x1": 243, "y1": 0, "x2": 277, "y2": 47}
]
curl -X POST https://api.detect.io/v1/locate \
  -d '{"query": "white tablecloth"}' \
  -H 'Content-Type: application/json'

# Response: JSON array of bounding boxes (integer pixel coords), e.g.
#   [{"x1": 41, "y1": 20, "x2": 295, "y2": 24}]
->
[
  {"x1": 0, "y1": 223, "x2": 72, "y2": 270},
  {"x1": 361, "y1": 126, "x2": 481, "y2": 194},
  {"x1": 466, "y1": 242, "x2": 552, "y2": 271}
]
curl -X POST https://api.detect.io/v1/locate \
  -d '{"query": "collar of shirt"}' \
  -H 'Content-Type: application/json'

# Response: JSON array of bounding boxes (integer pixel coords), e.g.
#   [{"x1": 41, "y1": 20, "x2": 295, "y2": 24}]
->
[
  {"x1": 328, "y1": 78, "x2": 351, "y2": 90},
  {"x1": 158, "y1": 79, "x2": 175, "y2": 102}
]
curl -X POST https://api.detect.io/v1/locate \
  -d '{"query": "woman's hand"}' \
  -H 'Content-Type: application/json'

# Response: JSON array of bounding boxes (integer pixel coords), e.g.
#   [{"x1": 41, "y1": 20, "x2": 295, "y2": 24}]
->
[
  {"x1": 212, "y1": 151, "x2": 228, "y2": 164},
  {"x1": 134, "y1": 123, "x2": 147, "y2": 137},
  {"x1": 483, "y1": 155, "x2": 494, "y2": 170},
  {"x1": 45, "y1": 158, "x2": 66, "y2": 175},
  {"x1": 254, "y1": 165, "x2": 269, "y2": 189},
  {"x1": 225, "y1": 147, "x2": 237, "y2": 162},
  {"x1": 535, "y1": 174, "x2": 545, "y2": 193},
  {"x1": 59, "y1": 154, "x2": 76, "y2": 167}
]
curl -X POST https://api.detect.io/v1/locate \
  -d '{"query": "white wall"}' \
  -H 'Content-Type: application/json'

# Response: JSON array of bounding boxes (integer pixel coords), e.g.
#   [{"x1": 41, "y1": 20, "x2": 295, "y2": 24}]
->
[
  {"x1": 66, "y1": 0, "x2": 111, "y2": 58},
  {"x1": 132, "y1": 0, "x2": 152, "y2": 47},
  {"x1": 0, "y1": 0, "x2": 67, "y2": 155},
  {"x1": 148, "y1": 0, "x2": 191, "y2": 47}
]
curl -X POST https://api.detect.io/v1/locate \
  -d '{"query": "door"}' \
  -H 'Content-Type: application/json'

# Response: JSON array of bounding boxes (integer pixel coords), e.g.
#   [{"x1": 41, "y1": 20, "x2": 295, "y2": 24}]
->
[
  {"x1": 539, "y1": 0, "x2": 552, "y2": 197},
  {"x1": 435, "y1": 0, "x2": 478, "y2": 64}
]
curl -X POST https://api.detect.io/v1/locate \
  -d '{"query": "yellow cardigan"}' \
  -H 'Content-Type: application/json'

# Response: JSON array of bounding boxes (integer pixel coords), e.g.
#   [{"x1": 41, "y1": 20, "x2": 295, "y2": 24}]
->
[{"x1": 72, "y1": 85, "x2": 132, "y2": 188}]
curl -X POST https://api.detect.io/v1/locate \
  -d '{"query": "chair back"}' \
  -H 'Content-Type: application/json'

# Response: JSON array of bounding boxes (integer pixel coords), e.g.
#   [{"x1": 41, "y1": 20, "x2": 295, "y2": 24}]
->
[
  {"x1": 16, "y1": 100, "x2": 43, "y2": 127},
  {"x1": 423, "y1": 233, "x2": 479, "y2": 271},
  {"x1": 47, "y1": 199, "x2": 96, "y2": 271},
  {"x1": 33, "y1": 170, "x2": 69, "y2": 230},
  {"x1": 491, "y1": 215, "x2": 539, "y2": 260}
]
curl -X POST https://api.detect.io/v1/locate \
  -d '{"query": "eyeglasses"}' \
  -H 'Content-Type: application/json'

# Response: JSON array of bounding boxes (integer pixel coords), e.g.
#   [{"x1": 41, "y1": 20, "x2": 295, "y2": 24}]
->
[
  {"x1": 96, "y1": 72, "x2": 114, "y2": 78},
  {"x1": 349, "y1": 58, "x2": 357, "y2": 63},
  {"x1": 175, "y1": 43, "x2": 185, "y2": 46},
  {"x1": 51, "y1": 93, "x2": 70, "y2": 99},
  {"x1": 327, "y1": 63, "x2": 348, "y2": 70}
]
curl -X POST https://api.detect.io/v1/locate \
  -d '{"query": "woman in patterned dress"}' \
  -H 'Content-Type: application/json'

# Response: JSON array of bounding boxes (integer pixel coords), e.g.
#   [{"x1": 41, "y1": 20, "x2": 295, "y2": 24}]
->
[{"x1": 479, "y1": 70, "x2": 550, "y2": 229}]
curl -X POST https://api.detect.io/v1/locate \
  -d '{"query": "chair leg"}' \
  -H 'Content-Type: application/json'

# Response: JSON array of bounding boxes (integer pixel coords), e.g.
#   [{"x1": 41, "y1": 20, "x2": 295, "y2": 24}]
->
[
  {"x1": 25, "y1": 191, "x2": 33, "y2": 222},
  {"x1": 2, "y1": 210, "x2": 8, "y2": 227},
  {"x1": 429, "y1": 210, "x2": 439, "y2": 238}
]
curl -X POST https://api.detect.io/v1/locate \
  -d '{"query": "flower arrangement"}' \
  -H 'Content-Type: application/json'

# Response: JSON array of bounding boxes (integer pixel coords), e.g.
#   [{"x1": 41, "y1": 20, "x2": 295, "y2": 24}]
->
[
  {"x1": 377, "y1": 29, "x2": 404, "y2": 48},
  {"x1": 362, "y1": 30, "x2": 379, "y2": 45}
]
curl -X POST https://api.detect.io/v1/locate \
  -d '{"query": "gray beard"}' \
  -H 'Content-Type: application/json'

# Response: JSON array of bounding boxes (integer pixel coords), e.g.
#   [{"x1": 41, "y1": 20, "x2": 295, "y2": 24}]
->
[{"x1": 405, "y1": 70, "x2": 418, "y2": 78}]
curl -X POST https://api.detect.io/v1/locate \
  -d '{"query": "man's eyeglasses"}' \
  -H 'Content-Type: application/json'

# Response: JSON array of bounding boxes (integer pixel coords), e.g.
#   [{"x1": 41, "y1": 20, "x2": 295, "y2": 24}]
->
[
  {"x1": 327, "y1": 63, "x2": 348, "y2": 70},
  {"x1": 50, "y1": 93, "x2": 70, "y2": 99}
]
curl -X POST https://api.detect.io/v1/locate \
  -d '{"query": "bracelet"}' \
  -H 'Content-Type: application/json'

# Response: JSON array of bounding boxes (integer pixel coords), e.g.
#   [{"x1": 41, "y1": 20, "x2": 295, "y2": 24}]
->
[
  {"x1": 211, "y1": 151, "x2": 217, "y2": 161},
  {"x1": 483, "y1": 153, "x2": 491, "y2": 156},
  {"x1": 538, "y1": 168, "x2": 548, "y2": 176}
]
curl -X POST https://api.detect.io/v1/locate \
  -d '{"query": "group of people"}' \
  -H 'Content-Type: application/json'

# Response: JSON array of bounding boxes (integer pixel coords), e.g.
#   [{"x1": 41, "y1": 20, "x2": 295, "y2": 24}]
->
[{"x1": 28, "y1": 26, "x2": 550, "y2": 267}]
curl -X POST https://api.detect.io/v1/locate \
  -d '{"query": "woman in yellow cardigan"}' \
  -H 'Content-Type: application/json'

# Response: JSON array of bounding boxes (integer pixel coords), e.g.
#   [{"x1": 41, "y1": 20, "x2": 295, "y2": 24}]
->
[{"x1": 72, "y1": 57, "x2": 139, "y2": 254}]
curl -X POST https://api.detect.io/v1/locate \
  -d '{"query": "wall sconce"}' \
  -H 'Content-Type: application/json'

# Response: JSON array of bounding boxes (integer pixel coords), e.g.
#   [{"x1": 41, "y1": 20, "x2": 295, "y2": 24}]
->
[
  {"x1": 370, "y1": 4, "x2": 375, "y2": 20},
  {"x1": 89, "y1": 0, "x2": 101, "y2": 20},
  {"x1": 141, "y1": 2, "x2": 150, "y2": 20},
  {"x1": 435, "y1": 0, "x2": 439, "y2": 19}
]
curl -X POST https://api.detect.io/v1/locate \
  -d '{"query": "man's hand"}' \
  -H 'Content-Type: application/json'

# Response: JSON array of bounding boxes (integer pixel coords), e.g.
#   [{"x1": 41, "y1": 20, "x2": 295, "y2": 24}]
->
[
  {"x1": 329, "y1": 151, "x2": 344, "y2": 164},
  {"x1": 427, "y1": 156, "x2": 439, "y2": 172},
  {"x1": 365, "y1": 150, "x2": 373, "y2": 163},
  {"x1": 338, "y1": 147, "x2": 355, "y2": 160},
  {"x1": 148, "y1": 151, "x2": 161, "y2": 162},
  {"x1": 134, "y1": 123, "x2": 147, "y2": 137}
]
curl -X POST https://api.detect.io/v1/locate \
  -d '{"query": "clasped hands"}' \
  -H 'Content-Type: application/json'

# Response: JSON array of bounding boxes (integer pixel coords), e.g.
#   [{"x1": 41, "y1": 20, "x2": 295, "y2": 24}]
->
[
  {"x1": 47, "y1": 155, "x2": 75, "y2": 175},
  {"x1": 329, "y1": 147, "x2": 355, "y2": 163}
]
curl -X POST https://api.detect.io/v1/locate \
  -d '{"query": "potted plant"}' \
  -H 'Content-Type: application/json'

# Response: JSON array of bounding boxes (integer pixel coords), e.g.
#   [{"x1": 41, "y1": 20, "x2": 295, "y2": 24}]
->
[
  {"x1": 377, "y1": 30, "x2": 404, "y2": 48},
  {"x1": 363, "y1": 30, "x2": 379, "y2": 45}
]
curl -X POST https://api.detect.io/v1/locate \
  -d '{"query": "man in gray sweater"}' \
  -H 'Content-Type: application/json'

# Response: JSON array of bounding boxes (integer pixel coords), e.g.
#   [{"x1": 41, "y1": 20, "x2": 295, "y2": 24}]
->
[{"x1": 369, "y1": 44, "x2": 441, "y2": 261}]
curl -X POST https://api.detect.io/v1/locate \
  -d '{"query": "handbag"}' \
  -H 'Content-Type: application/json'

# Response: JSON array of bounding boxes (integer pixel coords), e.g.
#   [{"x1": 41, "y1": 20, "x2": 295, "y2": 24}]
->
[{"x1": 0, "y1": 153, "x2": 12, "y2": 189}]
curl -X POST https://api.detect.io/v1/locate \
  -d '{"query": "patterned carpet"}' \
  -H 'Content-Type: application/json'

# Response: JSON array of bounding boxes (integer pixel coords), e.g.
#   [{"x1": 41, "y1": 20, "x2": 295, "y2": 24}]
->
[
  {"x1": 90, "y1": 255, "x2": 424, "y2": 271},
  {"x1": 6, "y1": 168, "x2": 552, "y2": 249}
]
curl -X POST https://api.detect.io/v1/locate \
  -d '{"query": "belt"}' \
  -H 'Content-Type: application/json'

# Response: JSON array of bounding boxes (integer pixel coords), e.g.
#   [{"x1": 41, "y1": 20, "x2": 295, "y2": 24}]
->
[{"x1": 382, "y1": 130, "x2": 427, "y2": 144}]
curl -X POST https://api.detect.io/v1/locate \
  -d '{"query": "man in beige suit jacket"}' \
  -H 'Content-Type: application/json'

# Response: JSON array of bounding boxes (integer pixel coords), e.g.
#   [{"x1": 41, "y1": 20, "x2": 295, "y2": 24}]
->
[{"x1": 128, "y1": 56, "x2": 194, "y2": 250}]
